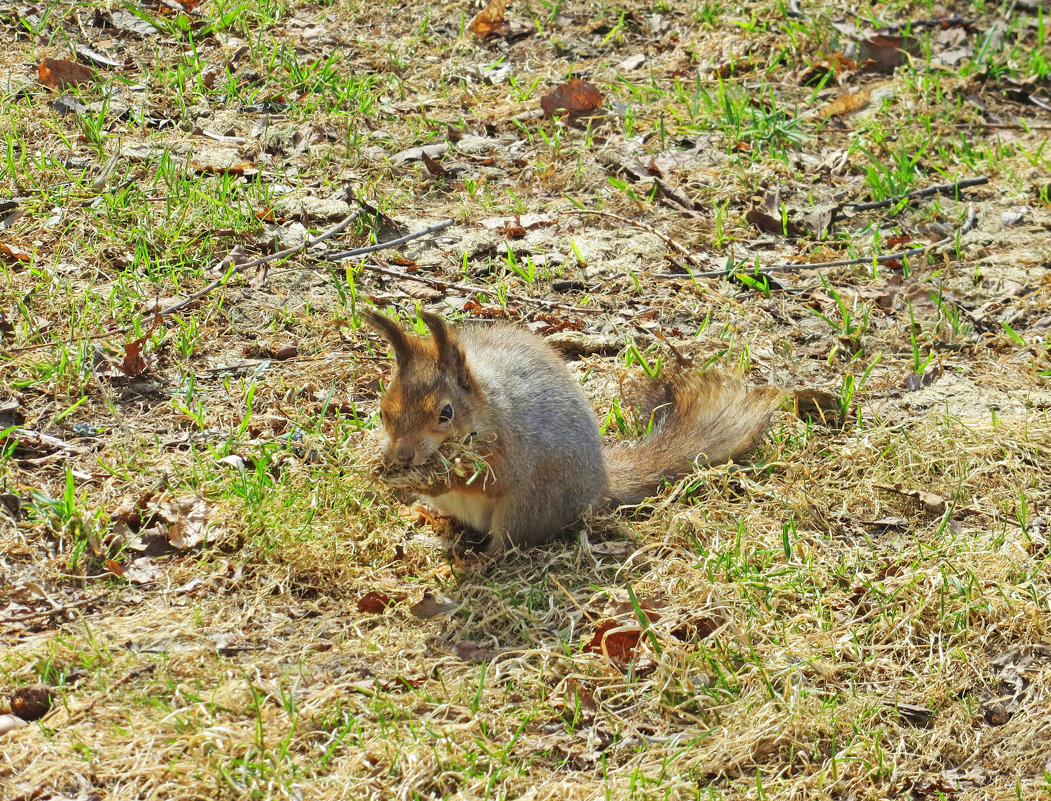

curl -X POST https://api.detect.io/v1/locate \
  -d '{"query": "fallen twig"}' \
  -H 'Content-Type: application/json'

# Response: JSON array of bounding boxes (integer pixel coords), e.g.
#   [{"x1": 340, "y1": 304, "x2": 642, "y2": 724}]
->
[
  {"x1": 3, "y1": 428, "x2": 88, "y2": 455},
  {"x1": 886, "y1": 15, "x2": 973, "y2": 31},
  {"x1": 324, "y1": 219, "x2": 454, "y2": 262},
  {"x1": 157, "y1": 209, "x2": 366, "y2": 318},
  {"x1": 844, "y1": 176, "x2": 987, "y2": 212},
  {"x1": 1, "y1": 209, "x2": 454, "y2": 359},
  {"x1": 959, "y1": 120, "x2": 1051, "y2": 131},
  {"x1": 0, "y1": 595, "x2": 105, "y2": 625},
  {"x1": 649, "y1": 204, "x2": 976, "y2": 280}
]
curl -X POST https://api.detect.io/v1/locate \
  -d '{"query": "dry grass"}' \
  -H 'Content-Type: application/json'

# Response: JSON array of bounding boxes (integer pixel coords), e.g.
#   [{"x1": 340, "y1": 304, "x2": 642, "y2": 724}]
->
[
  {"x1": 2, "y1": 0, "x2": 1051, "y2": 799},
  {"x1": 358, "y1": 429, "x2": 497, "y2": 493}
]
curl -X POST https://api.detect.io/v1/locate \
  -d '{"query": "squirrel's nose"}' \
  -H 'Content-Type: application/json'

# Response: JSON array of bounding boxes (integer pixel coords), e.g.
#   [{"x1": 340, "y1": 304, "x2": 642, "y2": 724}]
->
[{"x1": 393, "y1": 441, "x2": 415, "y2": 464}]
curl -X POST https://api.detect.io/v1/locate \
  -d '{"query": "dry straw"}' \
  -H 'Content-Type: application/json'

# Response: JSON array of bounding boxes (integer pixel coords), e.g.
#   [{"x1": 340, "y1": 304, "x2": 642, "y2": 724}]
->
[{"x1": 356, "y1": 429, "x2": 496, "y2": 493}]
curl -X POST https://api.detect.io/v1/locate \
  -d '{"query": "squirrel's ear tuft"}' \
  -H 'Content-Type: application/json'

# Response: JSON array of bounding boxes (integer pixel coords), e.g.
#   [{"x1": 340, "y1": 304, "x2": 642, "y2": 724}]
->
[
  {"x1": 362, "y1": 309, "x2": 413, "y2": 365},
  {"x1": 420, "y1": 311, "x2": 474, "y2": 391}
]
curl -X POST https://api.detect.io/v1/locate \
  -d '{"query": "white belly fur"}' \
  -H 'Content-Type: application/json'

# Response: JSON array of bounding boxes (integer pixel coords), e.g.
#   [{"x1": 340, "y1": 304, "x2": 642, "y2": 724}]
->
[{"x1": 422, "y1": 491, "x2": 495, "y2": 533}]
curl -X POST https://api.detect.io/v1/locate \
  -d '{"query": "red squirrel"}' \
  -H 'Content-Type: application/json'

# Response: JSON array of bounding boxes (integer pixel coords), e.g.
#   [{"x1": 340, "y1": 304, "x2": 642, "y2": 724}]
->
[{"x1": 364, "y1": 310, "x2": 781, "y2": 555}]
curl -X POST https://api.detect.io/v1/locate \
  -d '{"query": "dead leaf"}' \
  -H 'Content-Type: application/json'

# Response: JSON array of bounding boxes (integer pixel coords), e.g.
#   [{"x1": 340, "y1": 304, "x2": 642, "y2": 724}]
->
[
  {"x1": 817, "y1": 87, "x2": 872, "y2": 119},
  {"x1": 801, "y1": 203, "x2": 838, "y2": 239},
  {"x1": 904, "y1": 365, "x2": 942, "y2": 392},
  {"x1": 357, "y1": 591, "x2": 397, "y2": 614},
  {"x1": 468, "y1": 0, "x2": 509, "y2": 40},
  {"x1": 390, "y1": 144, "x2": 448, "y2": 165},
  {"x1": 655, "y1": 180, "x2": 702, "y2": 215},
  {"x1": 540, "y1": 78, "x2": 603, "y2": 118},
  {"x1": 1, "y1": 242, "x2": 32, "y2": 264},
  {"x1": 397, "y1": 279, "x2": 443, "y2": 301},
  {"x1": 883, "y1": 699, "x2": 933, "y2": 726},
  {"x1": 564, "y1": 677, "x2": 598, "y2": 710},
  {"x1": 746, "y1": 206, "x2": 805, "y2": 237},
  {"x1": 107, "y1": 9, "x2": 161, "y2": 36},
  {"x1": 72, "y1": 44, "x2": 122, "y2": 70},
  {"x1": 618, "y1": 54, "x2": 647, "y2": 71},
  {"x1": 119, "y1": 334, "x2": 150, "y2": 376},
  {"x1": 910, "y1": 768, "x2": 988, "y2": 796},
  {"x1": 109, "y1": 556, "x2": 162, "y2": 584},
  {"x1": 421, "y1": 151, "x2": 448, "y2": 178},
  {"x1": 189, "y1": 147, "x2": 255, "y2": 175},
  {"x1": 873, "y1": 482, "x2": 948, "y2": 515},
  {"x1": 454, "y1": 640, "x2": 497, "y2": 663},
  {"x1": 410, "y1": 591, "x2": 458, "y2": 619},
  {"x1": 271, "y1": 342, "x2": 299, "y2": 360},
  {"x1": 167, "y1": 498, "x2": 211, "y2": 549},
  {"x1": 38, "y1": 58, "x2": 96, "y2": 89},
  {"x1": 585, "y1": 622, "x2": 643, "y2": 661},
  {"x1": 670, "y1": 615, "x2": 719, "y2": 642},
  {"x1": 858, "y1": 34, "x2": 918, "y2": 73}
]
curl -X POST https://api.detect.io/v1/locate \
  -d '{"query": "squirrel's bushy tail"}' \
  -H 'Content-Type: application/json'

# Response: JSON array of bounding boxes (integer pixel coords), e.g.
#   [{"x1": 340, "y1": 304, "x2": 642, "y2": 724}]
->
[{"x1": 603, "y1": 371, "x2": 782, "y2": 506}]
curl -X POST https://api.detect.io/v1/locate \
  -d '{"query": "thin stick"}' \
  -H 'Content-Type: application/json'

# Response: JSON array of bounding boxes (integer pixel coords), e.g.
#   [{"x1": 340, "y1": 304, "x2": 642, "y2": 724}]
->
[
  {"x1": 324, "y1": 219, "x2": 454, "y2": 262},
  {"x1": 0, "y1": 595, "x2": 104, "y2": 625},
  {"x1": 1, "y1": 209, "x2": 450, "y2": 359},
  {"x1": 886, "y1": 14, "x2": 973, "y2": 31},
  {"x1": 559, "y1": 208, "x2": 700, "y2": 265},
  {"x1": 360, "y1": 258, "x2": 603, "y2": 315},
  {"x1": 959, "y1": 121, "x2": 1051, "y2": 131},
  {"x1": 844, "y1": 176, "x2": 987, "y2": 212},
  {"x1": 648, "y1": 204, "x2": 976, "y2": 280},
  {"x1": 3, "y1": 428, "x2": 88, "y2": 455},
  {"x1": 156, "y1": 209, "x2": 365, "y2": 318}
]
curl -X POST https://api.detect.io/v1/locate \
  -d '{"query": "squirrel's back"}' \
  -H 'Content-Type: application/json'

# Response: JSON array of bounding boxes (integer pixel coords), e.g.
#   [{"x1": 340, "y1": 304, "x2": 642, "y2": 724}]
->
[{"x1": 458, "y1": 324, "x2": 607, "y2": 504}]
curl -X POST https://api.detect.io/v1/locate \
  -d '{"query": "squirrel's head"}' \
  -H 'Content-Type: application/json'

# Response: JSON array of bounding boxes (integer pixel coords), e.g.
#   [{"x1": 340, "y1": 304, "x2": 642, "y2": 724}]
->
[{"x1": 363, "y1": 309, "x2": 481, "y2": 467}]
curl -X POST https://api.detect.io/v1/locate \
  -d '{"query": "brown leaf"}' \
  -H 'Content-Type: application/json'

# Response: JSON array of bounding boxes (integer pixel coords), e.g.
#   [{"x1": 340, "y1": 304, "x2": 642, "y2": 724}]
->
[
  {"x1": 746, "y1": 206, "x2": 805, "y2": 237},
  {"x1": 816, "y1": 87, "x2": 872, "y2": 119},
  {"x1": 119, "y1": 334, "x2": 150, "y2": 376},
  {"x1": 564, "y1": 677, "x2": 598, "y2": 711},
  {"x1": 270, "y1": 342, "x2": 299, "y2": 360},
  {"x1": 585, "y1": 621, "x2": 642, "y2": 661},
  {"x1": 873, "y1": 482, "x2": 948, "y2": 515},
  {"x1": 357, "y1": 591, "x2": 396, "y2": 614},
  {"x1": 1, "y1": 242, "x2": 32, "y2": 264},
  {"x1": 801, "y1": 203, "x2": 838, "y2": 239},
  {"x1": 421, "y1": 151, "x2": 448, "y2": 178},
  {"x1": 410, "y1": 591, "x2": 458, "y2": 619},
  {"x1": 114, "y1": 556, "x2": 163, "y2": 585},
  {"x1": 858, "y1": 34, "x2": 918, "y2": 73},
  {"x1": 670, "y1": 615, "x2": 719, "y2": 642},
  {"x1": 454, "y1": 640, "x2": 497, "y2": 663},
  {"x1": 167, "y1": 498, "x2": 211, "y2": 549},
  {"x1": 654, "y1": 180, "x2": 701, "y2": 215},
  {"x1": 541, "y1": 78, "x2": 603, "y2": 118},
  {"x1": 468, "y1": 0, "x2": 509, "y2": 40},
  {"x1": 397, "y1": 279, "x2": 443, "y2": 301},
  {"x1": 38, "y1": 58, "x2": 97, "y2": 89}
]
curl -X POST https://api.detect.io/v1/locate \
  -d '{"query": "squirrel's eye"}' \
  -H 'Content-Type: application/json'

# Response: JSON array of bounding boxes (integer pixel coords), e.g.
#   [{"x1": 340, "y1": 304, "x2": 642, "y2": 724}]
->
[{"x1": 438, "y1": 404, "x2": 453, "y2": 423}]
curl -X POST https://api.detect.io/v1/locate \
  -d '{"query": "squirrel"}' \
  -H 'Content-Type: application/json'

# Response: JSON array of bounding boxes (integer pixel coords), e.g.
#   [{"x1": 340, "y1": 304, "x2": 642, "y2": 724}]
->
[{"x1": 363, "y1": 309, "x2": 781, "y2": 556}]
